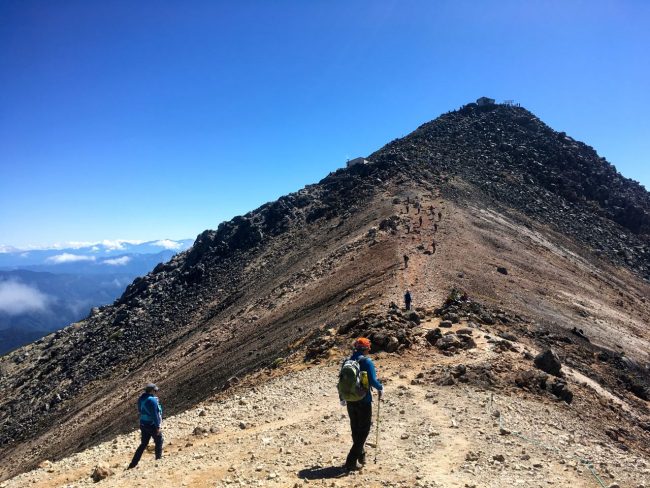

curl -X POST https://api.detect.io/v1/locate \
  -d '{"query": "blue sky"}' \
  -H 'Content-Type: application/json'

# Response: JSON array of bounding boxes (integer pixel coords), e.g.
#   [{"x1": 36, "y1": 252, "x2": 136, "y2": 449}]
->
[{"x1": 1, "y1": 1, "x2": 649, "y2": 248}]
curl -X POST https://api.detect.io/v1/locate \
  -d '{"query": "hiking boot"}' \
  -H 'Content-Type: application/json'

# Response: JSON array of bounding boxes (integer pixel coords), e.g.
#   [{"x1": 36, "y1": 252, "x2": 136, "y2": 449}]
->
[
  {"x1": 358, "y1": 451, "x2": 366, "y2": 465},
  {"x1": 344, "y1": 462, "x2": 358, "y2": 472}
]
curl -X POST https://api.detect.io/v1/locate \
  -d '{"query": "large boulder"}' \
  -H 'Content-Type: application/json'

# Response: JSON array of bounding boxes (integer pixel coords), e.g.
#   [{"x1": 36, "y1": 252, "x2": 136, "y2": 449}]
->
[
  {"x1": 533, "y1": 349, "x2": 563, "y2": 377},
  {"x1": 436, "y1": 334, "x2": 462, "y2": 350},
  {"x1": 549, "y1": 379, "x2": 574, "y2": 404},
  {"x1": 425, "y1": 328, "x2": 442, "y2": 345},
  {"x1": 405, "y1": 311, "x2": 420, "y2": 325},
  {"x1": 384, "y1": 336, "x2": 400, "y2": 353}
]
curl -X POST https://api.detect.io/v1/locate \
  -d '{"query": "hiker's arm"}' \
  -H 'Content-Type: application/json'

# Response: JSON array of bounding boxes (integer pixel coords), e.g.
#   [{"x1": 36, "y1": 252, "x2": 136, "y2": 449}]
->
[
  {"x1": 156, "y1": 399, "x2": 162, "y2": 428},
  {"x1": 148, "y1": 397, "x2": 162, "y2": 428},
  {"x1": 366, "y1": 359, "x2": 383, "y2": 391}
]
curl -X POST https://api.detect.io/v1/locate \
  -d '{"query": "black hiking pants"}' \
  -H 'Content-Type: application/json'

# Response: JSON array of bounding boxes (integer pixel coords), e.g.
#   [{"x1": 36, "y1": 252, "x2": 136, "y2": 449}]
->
[
  {"x1": 346, "y1": 400, "x2": 372, "y2": 468},
  {"x1": 129, "y1": 424, "x2": 163, "y2": 467}
]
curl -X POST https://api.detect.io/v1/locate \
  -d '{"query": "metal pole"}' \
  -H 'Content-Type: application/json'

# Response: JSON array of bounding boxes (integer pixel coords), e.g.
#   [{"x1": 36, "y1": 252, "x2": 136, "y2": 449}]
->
[{"x1": 374, "y1": 397, "x2": 381, "y2": 463}]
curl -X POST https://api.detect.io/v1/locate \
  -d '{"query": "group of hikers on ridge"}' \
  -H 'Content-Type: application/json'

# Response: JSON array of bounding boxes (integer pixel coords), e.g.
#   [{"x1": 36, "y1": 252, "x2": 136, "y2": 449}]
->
[{"x1": 128, "y1": 336, "x2": 385, "y2": 473}]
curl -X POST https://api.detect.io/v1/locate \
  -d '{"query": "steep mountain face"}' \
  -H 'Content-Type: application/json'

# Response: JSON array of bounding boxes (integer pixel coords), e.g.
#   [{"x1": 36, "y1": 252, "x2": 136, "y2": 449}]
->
[{"x1": 1, "y1": 102, "x2": 649, "y2": 481}]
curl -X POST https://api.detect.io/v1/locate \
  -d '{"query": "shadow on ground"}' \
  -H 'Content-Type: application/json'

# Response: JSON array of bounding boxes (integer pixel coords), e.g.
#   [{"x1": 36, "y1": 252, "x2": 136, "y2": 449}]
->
[{"x1": 298, "y1": 465, "x2": 348, "y2": 479}]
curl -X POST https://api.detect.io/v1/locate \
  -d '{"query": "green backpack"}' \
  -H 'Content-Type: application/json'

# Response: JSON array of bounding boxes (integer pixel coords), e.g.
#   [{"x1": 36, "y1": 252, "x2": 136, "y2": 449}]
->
[{"x1": 338, "y1": 356, "x2": 369, "y2": 402}]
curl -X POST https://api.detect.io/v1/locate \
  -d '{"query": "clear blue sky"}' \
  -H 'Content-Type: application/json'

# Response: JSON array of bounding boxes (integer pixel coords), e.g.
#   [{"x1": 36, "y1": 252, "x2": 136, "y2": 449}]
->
[{"x1": 1, "y1": 1, "x2": 649, "y2": 248}]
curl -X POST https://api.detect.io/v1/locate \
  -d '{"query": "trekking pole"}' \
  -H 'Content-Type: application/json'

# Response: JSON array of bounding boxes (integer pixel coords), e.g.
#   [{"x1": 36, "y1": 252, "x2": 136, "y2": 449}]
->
[{"x1": 374, "y1": 396, "x2": 381, "y2": 463}]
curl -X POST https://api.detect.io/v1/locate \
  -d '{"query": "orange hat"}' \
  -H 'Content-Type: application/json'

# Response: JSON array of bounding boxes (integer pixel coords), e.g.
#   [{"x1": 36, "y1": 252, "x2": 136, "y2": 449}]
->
[{"x1": 354, "y1": 337, "x2": 371, "y2": 350}]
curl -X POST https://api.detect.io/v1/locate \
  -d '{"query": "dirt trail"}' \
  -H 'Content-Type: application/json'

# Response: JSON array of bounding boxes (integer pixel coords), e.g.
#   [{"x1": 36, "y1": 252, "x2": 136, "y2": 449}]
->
[{"x1": 3, "y1": 338, "x2": 647, "y2": 488}]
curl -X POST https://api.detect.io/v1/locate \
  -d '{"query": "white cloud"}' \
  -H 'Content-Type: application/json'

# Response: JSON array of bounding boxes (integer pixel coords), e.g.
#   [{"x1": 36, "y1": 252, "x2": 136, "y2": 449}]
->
[
  {"x1": 46, "y1": 253, "x2": 96, "y2": 264},
  {"x1": 57, "y1": 241, "x2": 96, "y2": 250},
  {"x1": 0, "y1": 281, "x2": 50, "y2": 315},
  {"x1": 103, "y1": 256, "x2": 131, "y2": 266},
  {"x1": 101, "y1": 239, "x2": 143, "y2": 251},
  {"x1": 152, "y1": 239, "x2": 183, "y2": 250},
  {"x1": 8, "y1": 240, "x2": 144, "y2": 252}
]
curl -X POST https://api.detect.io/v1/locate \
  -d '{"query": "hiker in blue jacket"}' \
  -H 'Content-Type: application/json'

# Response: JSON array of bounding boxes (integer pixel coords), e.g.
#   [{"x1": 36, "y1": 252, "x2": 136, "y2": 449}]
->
[
  {"x1": 128, "y1": 383, "x2": 163, "y2": 468},
  {"x1": 404, "y1": 289, "x2": 412, "y2": 310},
  {"x1": 340, "y1": 337, "x2": 383, "y2": 471}
]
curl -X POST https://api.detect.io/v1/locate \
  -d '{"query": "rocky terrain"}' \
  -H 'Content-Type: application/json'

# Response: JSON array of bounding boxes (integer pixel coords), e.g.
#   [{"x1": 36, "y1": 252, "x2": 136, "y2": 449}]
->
[
  {"x1": 1, "y1": 311, "x2": 648, "y2": 487},
  {"x1": 1, "y1": 100, "x2": 649, "y2": 485},
  {"x1": 371, "y1": 103, "x2": 650, "y2": 277}
]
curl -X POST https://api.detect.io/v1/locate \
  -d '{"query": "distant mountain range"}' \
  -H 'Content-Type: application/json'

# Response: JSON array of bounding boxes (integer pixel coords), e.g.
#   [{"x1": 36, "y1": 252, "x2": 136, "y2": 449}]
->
[
  {"x1": 0, "y1": 239, "x2": 194, "y2": 270},
  {"x1": 0, "y1": 239, "x2": 193, "y2": 354}
]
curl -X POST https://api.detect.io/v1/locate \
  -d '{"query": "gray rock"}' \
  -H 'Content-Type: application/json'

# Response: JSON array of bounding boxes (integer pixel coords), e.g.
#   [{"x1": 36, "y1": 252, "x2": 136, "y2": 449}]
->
[
  {"x1": 443, "y1": 313, "x2": 460, "y2": 323},
  {"x1": 548, "y1": 379, "x2": 573, "y2": 403},
  {"x1": 405, "y1": 311, "x2": 420, "y2": 324},
  {"x1": 436, "y1": 335, "x2": 462, "y2": 350},
  {"x1": 91, "y1": 465, "x2": 112, "y2": 482},
  {"x1": 425, "y1": 328, "x2": 442, "y2": 345},
  {"x1": 533, "y1": 349, "x2": 563, "y2": 376},
  {"x1": 385, "y1": 336, "x2": 400, "y2": 353}
]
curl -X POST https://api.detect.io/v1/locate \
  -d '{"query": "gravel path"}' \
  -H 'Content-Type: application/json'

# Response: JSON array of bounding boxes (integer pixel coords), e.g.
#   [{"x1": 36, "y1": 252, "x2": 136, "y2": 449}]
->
[{"x1": 3, "y1": 343, "x2": 648, "y2": 488}]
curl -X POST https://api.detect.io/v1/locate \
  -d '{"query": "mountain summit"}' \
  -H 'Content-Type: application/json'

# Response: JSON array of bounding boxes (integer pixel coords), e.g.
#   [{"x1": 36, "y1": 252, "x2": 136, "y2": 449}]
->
[{"x1": 1, "y1": 101, "x2": 648, "y2": 482}]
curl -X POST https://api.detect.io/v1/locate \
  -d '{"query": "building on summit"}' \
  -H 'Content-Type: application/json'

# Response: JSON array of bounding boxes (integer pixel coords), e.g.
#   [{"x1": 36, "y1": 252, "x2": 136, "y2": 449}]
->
[
  {"x1": 346, "y1": 157, "x2": 370, "y2": 168},
  {"x1": 476, "y1": 97, "x2": 496, "y2": 106}
]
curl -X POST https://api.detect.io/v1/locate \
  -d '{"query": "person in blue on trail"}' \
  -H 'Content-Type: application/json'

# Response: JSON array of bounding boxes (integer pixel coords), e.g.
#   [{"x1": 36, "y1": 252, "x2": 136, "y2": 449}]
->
[
  {"x1": 128, "y1": 383, "x2": 163, "y2": 468},
  {"x1": 404, "y1": 289, "x2": 412, "y2": 310},
  {"x1": 339, "y1": 337, "x2": 384, "y2": 471}
]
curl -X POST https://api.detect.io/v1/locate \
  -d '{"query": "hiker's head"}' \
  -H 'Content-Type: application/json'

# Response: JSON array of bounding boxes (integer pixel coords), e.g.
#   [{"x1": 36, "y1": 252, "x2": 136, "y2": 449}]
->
[
  {"x1": 354, "y1": 337, "x2": 371, "y2": 352},
  {"x1": 144, "y1": 383, "x2": 159, "y2": 394}
]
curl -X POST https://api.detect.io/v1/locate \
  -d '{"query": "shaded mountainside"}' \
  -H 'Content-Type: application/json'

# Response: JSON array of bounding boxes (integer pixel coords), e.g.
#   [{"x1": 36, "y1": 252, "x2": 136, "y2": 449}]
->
[{"x1": 1, "y1": 101, "x2": 649, "y2": 481}]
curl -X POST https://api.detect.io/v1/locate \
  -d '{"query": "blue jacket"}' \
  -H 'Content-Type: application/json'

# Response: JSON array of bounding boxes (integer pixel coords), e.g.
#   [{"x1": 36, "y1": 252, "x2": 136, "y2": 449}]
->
[
  {"x1": 350, "y1": 350, "x2": 383, "y2": 404},
  {"x1": 138, "y1": 393, "x2": 162, "y2": 428}
]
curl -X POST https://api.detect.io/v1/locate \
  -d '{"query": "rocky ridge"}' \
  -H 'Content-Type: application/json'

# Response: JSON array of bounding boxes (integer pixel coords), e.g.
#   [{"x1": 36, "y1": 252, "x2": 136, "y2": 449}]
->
[
  {"x1": 370, "y1": 103, "x2": 650, "y2": 277},
  {"x1": 1, "y1": 100, "x2": 649, "y2": 481}
]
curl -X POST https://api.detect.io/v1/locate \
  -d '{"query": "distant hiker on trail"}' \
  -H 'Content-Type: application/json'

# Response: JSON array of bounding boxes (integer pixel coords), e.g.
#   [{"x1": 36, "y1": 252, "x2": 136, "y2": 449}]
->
[
  {"x1": 405, "y1": 205, "x2": 409, "y2": 214},
  {"x1": 337, "y1": 338, "x2": 384, "y2": 471},
  {"x1": 434, "y1": 222, "x2": 438, "y2": 233},
  {"x1": 416, "y1": 202, "x2": 421, "y2": 214},
  {"x1": 418, "y1": 215, "x2": 423, "y2": 227},
  {"x1": 128, "y1": 383, "x2": 163, "y2": 469},
  {"x1": 432, "y1": 240, "x2": 437, "y2": 254},
  {"x1": 404, "y1": 289, "x2": 412, "y2": 310},
  {"x1": 403, "y1": 254, "x2": 409, "y2": 268}
]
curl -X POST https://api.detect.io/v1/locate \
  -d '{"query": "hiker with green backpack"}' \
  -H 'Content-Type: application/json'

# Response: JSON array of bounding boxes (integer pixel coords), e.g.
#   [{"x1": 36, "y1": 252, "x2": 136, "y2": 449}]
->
[{"x1": 338, "y1": 337, "x2": 384, "y2": 471}]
